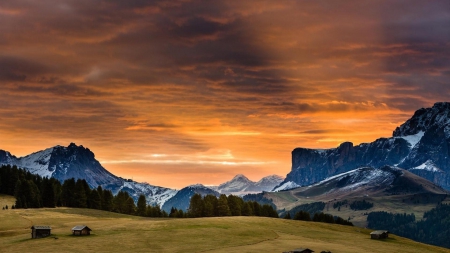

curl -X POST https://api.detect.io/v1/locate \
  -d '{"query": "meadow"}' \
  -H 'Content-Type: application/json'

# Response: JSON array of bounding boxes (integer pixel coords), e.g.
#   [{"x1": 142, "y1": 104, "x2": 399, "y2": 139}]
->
[{"x1": 1, "y1": 194, "x2": 449, "y2": 253}]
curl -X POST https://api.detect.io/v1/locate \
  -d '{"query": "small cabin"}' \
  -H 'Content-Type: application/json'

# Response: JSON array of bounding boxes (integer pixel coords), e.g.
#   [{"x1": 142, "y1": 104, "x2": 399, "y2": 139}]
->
[
  {"x1": 31, "y1": 225, "x2": 51, "y2": 239},
  {"x1": 72, "y1": 225, "x2": 92, "y2": 236},
  {"x1": 283, "y1": 248, "x2": 314, "y2": 253},
  {"x1": 370, "y1": 230, "x2": 389, "y2": 239}
]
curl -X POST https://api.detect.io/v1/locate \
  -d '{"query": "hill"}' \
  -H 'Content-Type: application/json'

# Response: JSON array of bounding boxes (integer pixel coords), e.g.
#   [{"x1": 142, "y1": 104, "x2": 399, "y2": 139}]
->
[
  {"x1": 0, "y1": 197, "x2": 449, "y2": 253},
  {"x1": 260, "y1": 166, "x2": 449, "y2": 227},
  {"x1": 282, "y1": 102, "x2": 450, "y2": 190}
]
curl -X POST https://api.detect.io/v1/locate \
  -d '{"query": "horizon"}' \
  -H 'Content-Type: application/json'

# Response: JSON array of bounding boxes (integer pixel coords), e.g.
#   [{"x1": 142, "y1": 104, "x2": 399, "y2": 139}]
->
[{"x1": 1, "y1": 1, "x2": 449, "y2": 188}]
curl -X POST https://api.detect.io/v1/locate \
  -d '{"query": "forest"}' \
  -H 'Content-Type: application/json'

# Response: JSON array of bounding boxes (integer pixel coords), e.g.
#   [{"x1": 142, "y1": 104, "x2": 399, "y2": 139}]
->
[{"x1": 367, "y1": 205, "x2": 450, "y2": 248}]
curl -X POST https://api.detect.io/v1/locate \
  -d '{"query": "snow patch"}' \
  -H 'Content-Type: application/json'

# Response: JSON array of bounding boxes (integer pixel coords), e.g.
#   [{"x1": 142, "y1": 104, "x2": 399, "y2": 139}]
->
[
  {"x1": 16, "y1": 147, "x2": 54, "y2": 178},
  {"x1": 397, "y1": 131, "x2": 424, "y2": 148},
  {"x1": 410, "y1": 160, "x2": 442, "y2": 172},
  {"x1": 273, "y1": 181, "x2": 300, "y2": 192}
]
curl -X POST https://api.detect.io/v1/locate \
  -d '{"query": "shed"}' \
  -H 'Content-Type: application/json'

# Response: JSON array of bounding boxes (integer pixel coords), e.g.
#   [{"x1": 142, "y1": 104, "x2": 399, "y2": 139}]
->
[
  {"x1": 370, "y1": 230, "x2": 389, "y2": 239},
  {"x1": 72, "y1": 225, "x2": 92, "y2": 236},
  {"x1": 283, "y1": 248, "x2": 314, "y2": 253},
  {"x1": 31, "y1": 225, "x2": 51, "y2": 239}
]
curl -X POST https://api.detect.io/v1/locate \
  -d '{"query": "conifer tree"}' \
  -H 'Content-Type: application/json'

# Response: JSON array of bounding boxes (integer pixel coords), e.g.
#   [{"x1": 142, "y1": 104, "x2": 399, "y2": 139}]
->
[
  {"x1": 242, "y1": 202, "x2": 253, "y2": 216},
  {"x1": 189, "y1": 193, "x2": 204, "y2": 217},
  {"x1": 88, "y1": 189, "x2": 101, "y2": 209},
  {"x1": 217, "y1": 194, "x2": 231, "y2": 216},
  {"x1": 227, "y1": 195, "x2": 242, "y2": 216},
  {"x1": 136, "y1": 194, "x2": 147, "y2": 216},
  {"x1": 74, "y1": 179, "x2": 87, "y2": 208},
  {"x1": 102, "y1": 190, "x2": 113, "y2": 212}
]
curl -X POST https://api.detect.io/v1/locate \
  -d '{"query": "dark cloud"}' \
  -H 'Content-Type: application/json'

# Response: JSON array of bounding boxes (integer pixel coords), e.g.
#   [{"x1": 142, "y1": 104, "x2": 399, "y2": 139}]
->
[
  {"x1": 0, "y1": 56, "x2": 48, "y2": 81},
  {"x1": 1, "y1": 0, "x2": 449, "y2": 187}
]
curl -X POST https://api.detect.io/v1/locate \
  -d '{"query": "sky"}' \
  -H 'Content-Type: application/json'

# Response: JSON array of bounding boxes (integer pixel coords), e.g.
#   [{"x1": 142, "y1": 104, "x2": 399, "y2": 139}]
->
[{"x1": 0, "y1": 0, "x2": 449, "y2": 189}]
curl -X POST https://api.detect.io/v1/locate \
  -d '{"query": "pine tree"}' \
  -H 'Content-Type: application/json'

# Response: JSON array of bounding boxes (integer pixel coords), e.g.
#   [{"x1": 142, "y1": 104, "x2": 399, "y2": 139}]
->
[
  {"x1": 203, "y1": 195, "x2": 218, "y2": 216},
  {"x1": 74, "y1": 179, "x2": 87, "y2": 208},
  {"x1": 217, "y1": 194, "x2": 231, "y2": 216},
  {"x1": 41, "y1": 178, "x2": 56, "y2": 208},
  {"x1": 102, "y1": 190, "x2": 113, "y2": 211},
  {"x1": 61, "y1": 178, "x2": 76, "y2": 207},
  {"x1": 136, "y1": 195, "x2": 147, "y2": 216},
  {"x1": 189, "y1": 194, "x2": 204, "y2": 217},
  {"x1": 88, "y1": 189, "x2": 101, "y2": 210},
  {"x1": 242, "y1": 202, "x2": 253, "y2": 216},
  {"x1": 227, "y1": 195, "x2": 242, "y2": 216},
  {"x1": 125, "y1": 197, "x2": 136, "y2": 215}
]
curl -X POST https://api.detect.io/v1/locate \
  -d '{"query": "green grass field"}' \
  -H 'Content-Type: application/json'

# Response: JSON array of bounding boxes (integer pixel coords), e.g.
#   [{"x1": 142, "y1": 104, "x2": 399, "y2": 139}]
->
[{"x1": 1, "y1": 194, "x2": 449, "y2": 253}]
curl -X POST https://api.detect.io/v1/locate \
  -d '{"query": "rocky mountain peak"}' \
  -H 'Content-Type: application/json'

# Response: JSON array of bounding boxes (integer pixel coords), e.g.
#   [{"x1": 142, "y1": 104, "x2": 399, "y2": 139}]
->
[
  {"x1": 393, "y1": 102, "x2": 450, "y2": 137},
  {"x1": 232, "y1": 174, "x2": 250, "y2": 181}
]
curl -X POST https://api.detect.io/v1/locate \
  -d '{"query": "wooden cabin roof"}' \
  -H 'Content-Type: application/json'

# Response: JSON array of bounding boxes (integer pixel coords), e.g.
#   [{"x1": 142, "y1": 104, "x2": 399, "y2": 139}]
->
[
  {"x1": 370, "y1": 230, "x2": 389, "y2": 235},
  {"x1": 31, "y1": 225, "x2": 51, "y2": 230},
  {"x1": 72, "y1": 225, "x2": 92, "y2": 231}
]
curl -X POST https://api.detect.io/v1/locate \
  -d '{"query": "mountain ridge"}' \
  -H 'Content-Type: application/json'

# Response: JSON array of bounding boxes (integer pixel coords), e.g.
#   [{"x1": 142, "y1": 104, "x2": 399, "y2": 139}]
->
[
  {"x1": 283, "y1": 102, "x2": 450, "y2": 190},
  {"x1": 0, "y1": 143, "x2": 177, "y2": 207},
  {"x1": 210, "y1": 174, "x2": 284, "y2": 195}
]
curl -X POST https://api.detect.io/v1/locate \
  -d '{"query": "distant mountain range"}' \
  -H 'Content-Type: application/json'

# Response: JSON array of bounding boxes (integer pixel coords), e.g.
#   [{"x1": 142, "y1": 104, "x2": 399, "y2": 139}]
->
[
  {"x1": 281, "y1": 102, "x2": 450, "y2": 190},
  {"x1": 208, "y1": 174, "x2": 284, "y2": 195},
  {"x1": 0, "y1": 143, "x2": 282, "y2": 210},
  {"x1": 1, "y1": 102, "x2": 450, "y2": 214}
]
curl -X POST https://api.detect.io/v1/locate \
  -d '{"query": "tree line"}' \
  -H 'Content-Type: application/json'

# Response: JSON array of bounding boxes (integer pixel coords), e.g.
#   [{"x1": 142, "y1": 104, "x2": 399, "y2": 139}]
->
[
  {"x1": 0, "y1": 165, "x2": 278, "y2": 218},
  {"x1": 367, "y1": 204, "x2": 450, "y2": 249},
  {"x1": 0, "y1": 165, "x2": 140, "y2": 214},
  {"x1": 285, "y1": 210, "x2": 353, "y2": 226},
  {"x1": 187, "y1": 193, "x2": 279, "y2": 218}
]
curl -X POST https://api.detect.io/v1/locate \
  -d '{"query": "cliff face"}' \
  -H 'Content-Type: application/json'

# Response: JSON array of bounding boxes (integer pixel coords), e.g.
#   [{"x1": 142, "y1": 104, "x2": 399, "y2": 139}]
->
[{"x1": 285, "y1": 102, "x2": 450, "y2": 190}]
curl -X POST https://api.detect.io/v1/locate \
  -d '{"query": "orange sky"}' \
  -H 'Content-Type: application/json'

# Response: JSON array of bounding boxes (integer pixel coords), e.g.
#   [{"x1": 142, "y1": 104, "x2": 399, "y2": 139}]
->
[{"x1": 1, "y1": 1, "x2": 449, "y2": 189}]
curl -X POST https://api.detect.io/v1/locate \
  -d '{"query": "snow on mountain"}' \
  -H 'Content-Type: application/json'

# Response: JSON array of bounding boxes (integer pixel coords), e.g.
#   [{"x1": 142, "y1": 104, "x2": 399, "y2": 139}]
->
[
  {"x1": 273, "y1": 181, "x2": 300, "y2": 192},
  {"x1": 0, "y1": 143, "x2": 177, "y2": 207},
  {"x1": 161, "y1": 184, "x2": 219, "y2": 212},
  {"x1": 410, "y1": 160, "x2": 442, "y2": 173},
  {"x1": 212, "y1": 174, "x2": 284, "y2": 195},
  {"x1": 117, "y1": 180, "x2": 177, "y2": 207},
  {"x1": 313, "y1": 166, "x2": 398, "y2": 192},
  {"x1": 285, "y1": 102, "x2": 450, "y2": 190},
  {"x1": 217, "y1": 174, "x2": 253, "y2": 193},
  {"x1": 15, "y1": 147, "x2": 55, "y2": 178},
  {"x1": 396, "y1": 131, "x2": 424, "y2": 149}
]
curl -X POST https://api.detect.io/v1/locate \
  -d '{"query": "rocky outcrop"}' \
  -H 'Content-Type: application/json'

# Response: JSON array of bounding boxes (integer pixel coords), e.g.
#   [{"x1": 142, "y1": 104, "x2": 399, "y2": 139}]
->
[{"x1": 285, "y1": 102, "x2": 450, "y2": 190}]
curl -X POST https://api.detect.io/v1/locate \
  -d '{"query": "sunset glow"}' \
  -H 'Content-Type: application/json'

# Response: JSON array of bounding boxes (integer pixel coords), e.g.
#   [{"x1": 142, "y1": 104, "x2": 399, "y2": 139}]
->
[{"x1": 1, "y1": 1, "x2": 449, "y2": 188}]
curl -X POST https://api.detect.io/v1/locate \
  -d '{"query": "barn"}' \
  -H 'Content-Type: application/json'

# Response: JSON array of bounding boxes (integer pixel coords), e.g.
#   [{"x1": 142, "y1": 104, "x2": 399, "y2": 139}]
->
[
  {"x1": 283, "y1": 248, "x2": 314, "y2": 253},
  {"x1": 31, "y1": 225, "x2": 51, "y2": 239},
  {"x1": 72, "y1": 225, "x2": 92, "y2": 236},
  {"x1": 370, "y1": 230, "x2": 389, "y2": 239}
]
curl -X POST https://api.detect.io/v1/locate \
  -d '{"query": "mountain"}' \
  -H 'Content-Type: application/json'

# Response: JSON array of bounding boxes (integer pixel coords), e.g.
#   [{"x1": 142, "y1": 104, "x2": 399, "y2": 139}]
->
[
  {"x1": 283, "y1": 102, "x2": 450, "y2": 190},
  {"x1": 161, "y1": 184, "x2": 220, "y2": 212},
  {"x1": 258, "y1": 165, "x2": 449, "y2": 227},
  {"x1": 288, "y1": 166, "x2": 447, "y2": 200},
  {"x1": 0, "y1": 143, "x2": 177, "y2": 206},
  {"x1": 211, "y1": 174, "x2": 284, "y2": 195}
]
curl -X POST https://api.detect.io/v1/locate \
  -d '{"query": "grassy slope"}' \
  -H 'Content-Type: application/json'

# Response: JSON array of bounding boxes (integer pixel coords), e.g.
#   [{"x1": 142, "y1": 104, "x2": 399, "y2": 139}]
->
[
  {"x1": 0, "y1": 196, "x2": 449, "y2": 253},
  {"x1": 266, "y1": 191, "x2": 449, "y2": 227}
]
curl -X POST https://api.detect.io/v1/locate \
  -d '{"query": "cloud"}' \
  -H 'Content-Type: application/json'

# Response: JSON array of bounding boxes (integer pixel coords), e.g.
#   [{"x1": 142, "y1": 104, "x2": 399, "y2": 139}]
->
[{"x1": 0, "y1": 0, "x2": 449, "y2": 187}]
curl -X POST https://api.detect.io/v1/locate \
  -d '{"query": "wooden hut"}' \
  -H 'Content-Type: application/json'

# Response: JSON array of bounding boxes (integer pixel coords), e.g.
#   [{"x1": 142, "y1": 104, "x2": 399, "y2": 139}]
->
[
  {"x1": 370, "y1": 230, "x2": 389, "y2": 239},
  {"x1": 283, "y1": 248, "x2": 314, "y2": 253},
  {"x1": 31, "y1": 225, "x2": 51, "y2": 239},
  {"x1": 72, "y1": 225, "x2": 92, "y2": 236}
]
